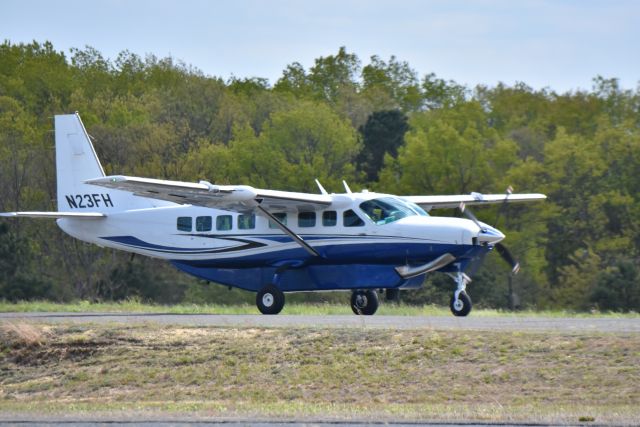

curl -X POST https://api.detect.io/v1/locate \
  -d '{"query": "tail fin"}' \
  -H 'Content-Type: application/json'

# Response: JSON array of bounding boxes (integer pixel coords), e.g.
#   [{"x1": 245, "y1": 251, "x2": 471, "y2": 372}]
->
[
  {"x1": 55, "y1": 113, "x2": 154, "y2": 212},
  {"x1": 55, "y1": 113, "x2": 106, "y2": 212}
]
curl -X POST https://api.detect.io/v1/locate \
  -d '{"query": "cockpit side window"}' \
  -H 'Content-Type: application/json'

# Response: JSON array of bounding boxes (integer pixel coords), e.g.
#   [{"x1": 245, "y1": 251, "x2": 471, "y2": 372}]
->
[
  {"x1": 359, "y1": 197, "x2": 419, "y2": 225},
  {"x1": 397, "y1": 198, "x2": 430, "y2": 216},
  {"x1": 343, "y1": 209, "x2": 364, "y2": 227}
]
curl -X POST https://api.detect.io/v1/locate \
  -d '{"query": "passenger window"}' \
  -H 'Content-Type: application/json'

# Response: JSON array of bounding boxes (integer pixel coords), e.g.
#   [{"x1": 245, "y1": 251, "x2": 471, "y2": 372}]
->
[
  {"x1": 298, "y1": 212, "x2": 316, "y2": 227},
  {"x1": 343, "y1": 210, "x2": 364, "y2": 227},
  {"x1": 196, "y1": 216, "x2": 212, "y2": 232},
  {"x1": 238, "y1": 214, "x2": 256, "y2": 230},
  {"x1": 177, "y1": 216, "x2": 192, "y2": 232},
  {"x1": 322, "y1": 211, "x2": 337, "y2": 226},
  {"x1": 216, "y1": 215, "x2": 232, "y2": 231},
  {"x1": 269, "y1": 212, "x2": 287, "y2": 229}
]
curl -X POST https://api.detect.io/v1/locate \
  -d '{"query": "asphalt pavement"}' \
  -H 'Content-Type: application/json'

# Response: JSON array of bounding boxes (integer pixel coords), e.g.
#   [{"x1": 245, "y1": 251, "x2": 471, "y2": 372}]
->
[{"x1": 1, "y1": 312, "x2": 639, "y2": 332}]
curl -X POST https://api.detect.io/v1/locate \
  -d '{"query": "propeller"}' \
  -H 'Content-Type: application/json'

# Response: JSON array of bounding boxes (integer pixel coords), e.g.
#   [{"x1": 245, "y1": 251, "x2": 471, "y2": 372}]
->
[
  {"x1": 495, "y1": 242, "x2": 520, "y2": 275},
  {"x1": 458, "y1": 191, "x2": 520, "y2": 276},
  {"x1": 493, "y1": 186, "x2": 513, "y2": 227},
  {"x1": 458, "y1": 202, "x2": 485, "y2": 231},
  {"x1": 492, "y1": 186, "x2": 520, "y2": 275}
]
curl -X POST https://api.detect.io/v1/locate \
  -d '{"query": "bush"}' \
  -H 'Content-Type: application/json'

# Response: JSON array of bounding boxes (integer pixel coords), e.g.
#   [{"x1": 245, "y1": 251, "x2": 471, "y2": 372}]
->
[{"x1": 590, "y1": 260, "x2": 640, "y2": 312}]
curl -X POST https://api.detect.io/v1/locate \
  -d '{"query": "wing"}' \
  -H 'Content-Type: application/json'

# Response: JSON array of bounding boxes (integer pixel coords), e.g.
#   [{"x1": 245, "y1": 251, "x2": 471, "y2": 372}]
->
[
  {"x1": 403, "y1": 192, "x2": 546, "y2": 211},
  {"x1": 86, "y1": 175, "x2": 332, "y2": 212}
]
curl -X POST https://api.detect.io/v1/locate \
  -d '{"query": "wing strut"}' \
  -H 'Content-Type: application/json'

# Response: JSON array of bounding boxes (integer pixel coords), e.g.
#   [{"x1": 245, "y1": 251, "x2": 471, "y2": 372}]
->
[{"x1": 256, "y1": 206, "x2": 320, "y2": 257}]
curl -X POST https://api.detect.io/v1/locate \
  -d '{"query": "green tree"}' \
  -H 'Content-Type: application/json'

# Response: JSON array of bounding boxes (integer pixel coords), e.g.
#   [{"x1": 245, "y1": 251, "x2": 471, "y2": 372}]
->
[
  {"x1": 0, "y1": 223, "x2": 52, "y2": 301},
  {"x1": 357, "y1": 110, "x2": 409, "y2": 182},
  {"x1": 361, "y1": 55, "x2": 422, "y2": 111},
  {"x1": 308, "y1": 46, "x2": 360, "y2": 104},
  {"x1": 379, "y1": 102, "x2": 517, "y2": 195},
  {"x1": 589, "y1": 260, "x2": 640, "y2": 312},
  {"x1": 422, "y1": 72, "x2": 467, "y2": 110},
  {"x1": 0, "y1": 41, "x2": 73, "y2": 116},
  {"x1": 274, "y1": 62, "x2": 313, "y2": 98},
  {"x1": 259, "y1": 102, "x2": 360, "y2": 191}
]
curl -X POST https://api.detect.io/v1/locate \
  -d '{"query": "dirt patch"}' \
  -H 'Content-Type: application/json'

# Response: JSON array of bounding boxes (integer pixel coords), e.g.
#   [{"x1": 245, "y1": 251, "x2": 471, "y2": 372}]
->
[
  {"x1": 1, "y1": 323, "x2": 110, "y2": 365},
  {"x1": 0, "y1": 322, "x2": 51, "y2": 347}
]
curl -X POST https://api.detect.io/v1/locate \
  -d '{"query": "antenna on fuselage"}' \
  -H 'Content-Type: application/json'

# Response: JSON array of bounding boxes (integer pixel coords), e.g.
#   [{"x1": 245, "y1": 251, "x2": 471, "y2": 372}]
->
[
  {"x1": 315, "y1": 179, "x2": 328, "y2": 195},
  {"x1": 342, "y1": 180, "x2": 352, "y2": 194}
]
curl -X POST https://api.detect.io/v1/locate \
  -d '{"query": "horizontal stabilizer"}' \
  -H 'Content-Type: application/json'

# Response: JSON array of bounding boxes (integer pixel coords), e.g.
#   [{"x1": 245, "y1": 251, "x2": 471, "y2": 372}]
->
[{"x1": 0, "y1": 211, "x2": 106, "y2": 219}]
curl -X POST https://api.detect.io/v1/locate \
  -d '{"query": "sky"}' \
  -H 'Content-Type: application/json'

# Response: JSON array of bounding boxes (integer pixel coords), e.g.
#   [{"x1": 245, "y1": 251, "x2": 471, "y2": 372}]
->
[{"x1": 2, "y1": 0, "x2": 639, "y2": 93}]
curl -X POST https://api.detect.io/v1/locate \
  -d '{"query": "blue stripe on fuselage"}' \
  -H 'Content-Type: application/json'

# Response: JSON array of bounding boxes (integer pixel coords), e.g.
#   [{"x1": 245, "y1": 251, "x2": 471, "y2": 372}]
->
[
  {"x1": 99, "y1": 234, "x2": 488, "y2": 270},
  {"x1": 100, "y1": 234, "x2": 448, "y2": 256}
]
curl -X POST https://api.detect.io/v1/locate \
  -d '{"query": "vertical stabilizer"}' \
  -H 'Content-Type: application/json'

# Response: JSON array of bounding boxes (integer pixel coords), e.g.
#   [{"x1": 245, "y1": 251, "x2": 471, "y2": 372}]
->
[{"x1": 55, "y1": 113, "x2": 105, "y2": 212}]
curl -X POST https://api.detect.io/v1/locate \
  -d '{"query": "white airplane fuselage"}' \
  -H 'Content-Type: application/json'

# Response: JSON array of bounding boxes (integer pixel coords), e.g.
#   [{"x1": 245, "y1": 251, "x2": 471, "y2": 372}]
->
[{"x1": 57, "y1": 192, "x2": 502, "y2": 293}]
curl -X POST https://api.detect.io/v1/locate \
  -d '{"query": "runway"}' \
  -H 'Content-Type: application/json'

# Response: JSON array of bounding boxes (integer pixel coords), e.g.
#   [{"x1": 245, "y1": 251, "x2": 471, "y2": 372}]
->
[
  {"x1": 2, "y1": 312, "x2": 639, "y2": 332},
  {"x1": 0, "y1": 420, "x2": 536, "y2": 427}
]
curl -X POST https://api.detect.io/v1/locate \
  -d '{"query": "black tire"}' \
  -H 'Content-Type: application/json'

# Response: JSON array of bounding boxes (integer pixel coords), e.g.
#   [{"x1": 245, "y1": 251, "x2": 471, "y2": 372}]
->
[
  {"x1": 450, "y1": 292, "x2": 472, "y2": 317},
  {"x1": 256, "y1": 284, "x2": 285, "y2": 315},
  {"x1": 351, "y1": 289, "x2": 379, "y2": 315}
]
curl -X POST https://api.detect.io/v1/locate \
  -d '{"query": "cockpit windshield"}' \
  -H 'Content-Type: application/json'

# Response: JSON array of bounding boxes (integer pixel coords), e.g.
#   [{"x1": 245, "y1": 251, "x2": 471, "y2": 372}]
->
[{"x1": 359, "y1": 197, "x2": 429, "y2": 225}]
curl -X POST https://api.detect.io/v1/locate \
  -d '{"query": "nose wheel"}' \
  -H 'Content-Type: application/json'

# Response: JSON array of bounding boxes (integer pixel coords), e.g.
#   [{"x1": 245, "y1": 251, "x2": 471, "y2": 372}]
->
[
  {"x1": 450, "y1": 291, "x2": 472, "y2": 316},
  {"x1": 351, "y1": 290, "x2": 379, "y2": 315}
]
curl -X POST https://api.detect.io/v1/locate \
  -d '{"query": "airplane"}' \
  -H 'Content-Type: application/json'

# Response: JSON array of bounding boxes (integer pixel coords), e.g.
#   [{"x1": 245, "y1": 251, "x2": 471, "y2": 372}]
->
[{"x1": 1, "y1": 113, "x2": 546, "y2": 316}]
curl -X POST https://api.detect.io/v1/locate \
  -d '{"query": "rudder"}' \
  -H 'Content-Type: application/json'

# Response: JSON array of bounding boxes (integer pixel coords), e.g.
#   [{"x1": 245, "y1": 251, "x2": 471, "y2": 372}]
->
[{"x1": 55, "y1": 113, "x2": 154, "y2": 213}]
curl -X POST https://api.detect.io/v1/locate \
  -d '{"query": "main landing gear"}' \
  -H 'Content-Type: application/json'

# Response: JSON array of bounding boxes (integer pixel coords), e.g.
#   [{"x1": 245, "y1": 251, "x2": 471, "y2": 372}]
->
[
  {"x1": 256, "y1": 284, "x2": 285, "y2": 315},
  {"x1": 350, "y1": 289, "x2": 379, "y2": 315},
  {"x1": 255, "y1": 286, "x2": 384, "y2": 315},
  {"x1": 448, "y1": 271, "x2": 473, "y2": 316}
]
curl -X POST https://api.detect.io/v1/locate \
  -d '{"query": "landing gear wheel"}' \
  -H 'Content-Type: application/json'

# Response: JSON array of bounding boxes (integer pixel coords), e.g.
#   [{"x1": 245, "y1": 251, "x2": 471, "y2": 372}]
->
[
  {"x1": 351, "y1": 290, "x2": 379, "y2": 315},
  {"x1": 450, "y1": 292, "x2": 472, "y2": 317},
  {"x1": 256, "y1": 284, "x2": 285, "y2": 315}
]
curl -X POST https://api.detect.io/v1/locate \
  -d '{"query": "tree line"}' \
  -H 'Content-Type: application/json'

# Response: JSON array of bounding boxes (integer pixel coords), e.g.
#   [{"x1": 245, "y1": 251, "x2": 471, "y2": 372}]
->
[{"x1": 1, "y1": 41, "x2": 639, "y2": 311}]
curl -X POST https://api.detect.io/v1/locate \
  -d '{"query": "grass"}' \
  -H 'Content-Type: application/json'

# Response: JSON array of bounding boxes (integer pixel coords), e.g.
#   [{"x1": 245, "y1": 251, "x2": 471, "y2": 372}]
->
[
  {"x1": 1, "y1": 322, "x2": 639, "y2": 424},
  {"x1": 1, "y1": 299, "x2": 639, "y2": 317}
]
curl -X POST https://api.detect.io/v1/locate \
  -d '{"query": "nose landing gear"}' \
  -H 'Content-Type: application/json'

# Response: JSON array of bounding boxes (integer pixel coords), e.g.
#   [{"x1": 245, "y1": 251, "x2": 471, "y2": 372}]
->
[{"x1": 448, "y1": 271, "x2": 472, "y2": 316}]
